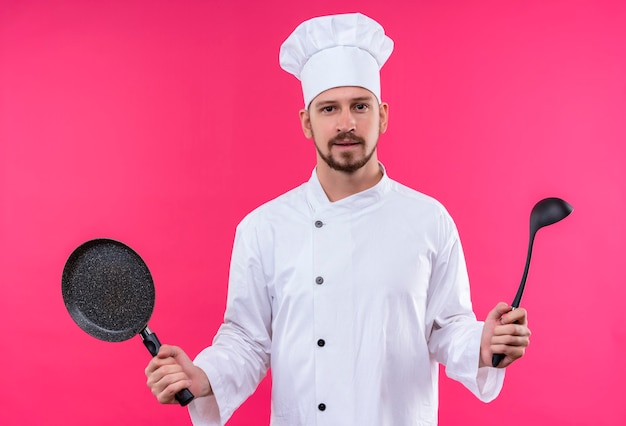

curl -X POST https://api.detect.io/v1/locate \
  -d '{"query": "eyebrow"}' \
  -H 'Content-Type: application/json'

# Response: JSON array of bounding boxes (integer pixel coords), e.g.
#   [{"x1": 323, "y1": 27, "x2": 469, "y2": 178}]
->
[{"x1": 312, "y1": 96, "x2": 375, "y2": 109}]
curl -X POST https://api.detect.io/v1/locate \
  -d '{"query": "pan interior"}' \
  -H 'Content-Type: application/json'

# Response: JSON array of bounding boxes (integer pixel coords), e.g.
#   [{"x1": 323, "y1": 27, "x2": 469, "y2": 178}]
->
[{"x1": 62, "y1": 239, "x2": 155, "y2": 342}]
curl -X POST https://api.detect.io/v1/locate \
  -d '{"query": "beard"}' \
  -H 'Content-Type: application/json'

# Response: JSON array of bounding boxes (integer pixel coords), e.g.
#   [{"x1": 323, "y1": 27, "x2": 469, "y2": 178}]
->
[{"x1": 314, "y1": 131, "x2": 378, "y2": 173}]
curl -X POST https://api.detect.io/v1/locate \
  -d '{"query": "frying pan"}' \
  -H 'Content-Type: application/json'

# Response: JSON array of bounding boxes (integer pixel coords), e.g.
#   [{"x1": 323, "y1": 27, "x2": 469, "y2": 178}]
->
[{"x1": 62, "y1": 238, "x2": 194, "y2": 406}]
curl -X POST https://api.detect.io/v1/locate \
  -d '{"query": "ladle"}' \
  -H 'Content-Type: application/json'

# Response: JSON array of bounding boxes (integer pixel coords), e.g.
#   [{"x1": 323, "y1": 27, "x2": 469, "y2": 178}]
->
[{"x1": 491, "y1": 197, "x2": 573, "y2": 367}]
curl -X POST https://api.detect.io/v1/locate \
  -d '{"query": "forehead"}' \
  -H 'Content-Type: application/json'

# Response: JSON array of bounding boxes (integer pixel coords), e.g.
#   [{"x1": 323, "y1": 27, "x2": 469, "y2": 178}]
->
[{"x1": 311, "y1": 86, "x2": 377, "y2": 106}]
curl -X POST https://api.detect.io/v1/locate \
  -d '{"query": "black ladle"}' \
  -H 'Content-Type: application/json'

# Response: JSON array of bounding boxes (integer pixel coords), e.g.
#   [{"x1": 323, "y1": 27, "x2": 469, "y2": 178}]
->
[{"x1": 491, "y1": 197, "x2": 573, "y2": 367}]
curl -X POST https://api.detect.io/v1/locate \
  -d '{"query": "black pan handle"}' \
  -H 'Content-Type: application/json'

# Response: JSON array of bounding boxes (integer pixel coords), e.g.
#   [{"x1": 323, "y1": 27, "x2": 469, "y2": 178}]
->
[{"x1": 140, "y1": 327, "x2": 195, "y2": 406}]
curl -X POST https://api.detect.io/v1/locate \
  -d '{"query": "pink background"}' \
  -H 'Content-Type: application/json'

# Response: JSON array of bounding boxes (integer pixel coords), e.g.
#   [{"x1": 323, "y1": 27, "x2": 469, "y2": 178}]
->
[{"x1": 1, "y1": 0, "x2": 624, "y2": 424}]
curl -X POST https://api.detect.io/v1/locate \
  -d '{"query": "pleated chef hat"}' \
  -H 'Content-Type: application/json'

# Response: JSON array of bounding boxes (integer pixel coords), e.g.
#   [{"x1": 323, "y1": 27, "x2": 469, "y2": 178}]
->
[{"x1": 279, "y1": 13, "x2": 394, "y2": 108}]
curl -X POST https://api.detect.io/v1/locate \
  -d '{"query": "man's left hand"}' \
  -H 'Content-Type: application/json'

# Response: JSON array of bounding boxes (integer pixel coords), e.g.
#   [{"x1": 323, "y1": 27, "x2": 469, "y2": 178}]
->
[{"x1": 479, "y1": 302, "x2": 531, "y2": 368}]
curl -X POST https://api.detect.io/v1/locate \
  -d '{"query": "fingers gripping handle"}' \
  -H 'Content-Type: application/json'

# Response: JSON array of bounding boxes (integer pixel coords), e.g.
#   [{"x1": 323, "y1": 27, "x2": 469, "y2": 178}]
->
[
  {"x1": 140, "y1": 327, "x2": 195, "y2": 406},
  {"x1": 491, "y1": 307, "x2": 518, "y2": 367}
]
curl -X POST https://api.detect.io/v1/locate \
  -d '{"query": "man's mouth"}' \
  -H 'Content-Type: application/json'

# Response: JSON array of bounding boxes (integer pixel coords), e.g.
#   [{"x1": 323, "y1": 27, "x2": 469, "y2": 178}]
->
[
  {"x1": 330, "y1": 132, "x2": 365, "y2": 147},
  {"x1": 333, "y1": 140, "x2": 360, "y2": 146}
]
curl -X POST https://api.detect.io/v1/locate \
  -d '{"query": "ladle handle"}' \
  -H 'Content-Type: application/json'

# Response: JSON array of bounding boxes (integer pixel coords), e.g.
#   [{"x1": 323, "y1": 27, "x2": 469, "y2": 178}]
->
[
  {"x1": 491, "y1": 231, "x2": 535, "y2": 367},
  {"x1": 491, "y1": 351, "x2": 506, "y2": 367},
  {"x1": 141, "y1": 327, "x2": 195, "y2": 406}
]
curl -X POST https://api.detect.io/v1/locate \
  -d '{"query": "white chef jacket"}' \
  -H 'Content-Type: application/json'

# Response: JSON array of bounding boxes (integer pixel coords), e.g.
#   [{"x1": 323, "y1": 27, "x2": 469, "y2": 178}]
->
[{"x1": 189, "y1": 166, "x2": 504, "y2": 425}]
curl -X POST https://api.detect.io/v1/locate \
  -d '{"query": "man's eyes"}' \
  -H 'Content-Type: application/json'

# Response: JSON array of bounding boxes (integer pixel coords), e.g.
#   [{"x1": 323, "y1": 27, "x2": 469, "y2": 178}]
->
[{"x1": 320, "y1": 104, "x2": 369, "y2": 113}]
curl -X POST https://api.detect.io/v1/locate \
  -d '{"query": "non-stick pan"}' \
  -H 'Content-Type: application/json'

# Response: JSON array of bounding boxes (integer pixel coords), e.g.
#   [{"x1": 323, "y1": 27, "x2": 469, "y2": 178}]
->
[{"x1": 62, "y1": 238, "x2": 194, "y2": 406}]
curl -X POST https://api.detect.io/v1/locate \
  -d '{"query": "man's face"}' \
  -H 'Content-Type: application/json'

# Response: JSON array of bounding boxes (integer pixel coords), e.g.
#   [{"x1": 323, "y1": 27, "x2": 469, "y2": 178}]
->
[{"x1": 300, "y1": 86, "x2": 389, "y2": 173}]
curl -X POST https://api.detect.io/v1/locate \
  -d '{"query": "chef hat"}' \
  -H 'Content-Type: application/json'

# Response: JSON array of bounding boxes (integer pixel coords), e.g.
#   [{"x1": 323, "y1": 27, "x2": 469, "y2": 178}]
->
[{"x1": 279, "y1": 13, "x2": 394, "y2": 108}]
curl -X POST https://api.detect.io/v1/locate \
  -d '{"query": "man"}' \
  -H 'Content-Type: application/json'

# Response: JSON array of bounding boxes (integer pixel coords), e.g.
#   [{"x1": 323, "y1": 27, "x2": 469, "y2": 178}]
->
[{"x1": 145, "y1": 13, "x2": 530, "y2": 425}]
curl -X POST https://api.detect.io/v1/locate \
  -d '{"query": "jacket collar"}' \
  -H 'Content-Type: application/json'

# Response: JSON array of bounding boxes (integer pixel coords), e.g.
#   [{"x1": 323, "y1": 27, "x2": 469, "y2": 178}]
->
[{"x1": 306, "y1": 163, "x2": 391, "y2": 215}]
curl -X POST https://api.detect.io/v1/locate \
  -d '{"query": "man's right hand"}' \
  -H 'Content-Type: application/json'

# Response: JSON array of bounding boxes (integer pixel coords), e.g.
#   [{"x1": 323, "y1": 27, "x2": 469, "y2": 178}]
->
[{"x1": 145, "y1": 344, "x2": 212, "y2": 404}]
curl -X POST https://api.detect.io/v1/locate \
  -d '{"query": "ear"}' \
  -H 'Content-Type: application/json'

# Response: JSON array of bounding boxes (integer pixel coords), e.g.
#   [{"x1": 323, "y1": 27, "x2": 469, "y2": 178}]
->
[
  {"x1": 299, "y1": 108, "x2": 313, "y2": 139},
  {"x1": 379, "y1": 102, "x2": 389, "y2": 134}
]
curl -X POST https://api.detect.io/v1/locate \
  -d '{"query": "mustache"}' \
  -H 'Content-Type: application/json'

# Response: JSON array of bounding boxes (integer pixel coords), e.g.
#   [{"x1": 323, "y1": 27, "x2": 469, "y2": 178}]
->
[{"x1": 329, "y1": 132, "x2": 366, "y2": 146}]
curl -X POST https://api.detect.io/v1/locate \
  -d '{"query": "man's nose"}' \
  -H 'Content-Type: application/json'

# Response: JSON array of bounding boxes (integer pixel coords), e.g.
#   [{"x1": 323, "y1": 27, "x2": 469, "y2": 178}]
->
[{"x1": 337, "y1": 109, "x2": 356, "y2": 132}]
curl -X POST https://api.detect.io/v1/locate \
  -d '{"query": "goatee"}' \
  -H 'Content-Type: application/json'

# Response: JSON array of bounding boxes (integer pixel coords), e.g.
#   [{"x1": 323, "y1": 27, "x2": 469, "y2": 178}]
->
[{"x1": 315, "y1": 132, "x2": 377, "y2": 173}]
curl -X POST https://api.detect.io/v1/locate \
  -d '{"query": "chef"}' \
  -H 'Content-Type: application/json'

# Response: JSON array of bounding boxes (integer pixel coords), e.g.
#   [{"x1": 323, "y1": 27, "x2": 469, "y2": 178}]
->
[{"x1": 145, "y1": 12, "x2": 531, "y2": 426}]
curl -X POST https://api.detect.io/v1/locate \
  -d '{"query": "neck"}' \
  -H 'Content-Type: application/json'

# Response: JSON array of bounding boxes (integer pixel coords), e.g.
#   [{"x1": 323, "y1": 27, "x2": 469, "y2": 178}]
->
[{"x1": 316, "y1": 157, "x2": 383, "y2": 202}]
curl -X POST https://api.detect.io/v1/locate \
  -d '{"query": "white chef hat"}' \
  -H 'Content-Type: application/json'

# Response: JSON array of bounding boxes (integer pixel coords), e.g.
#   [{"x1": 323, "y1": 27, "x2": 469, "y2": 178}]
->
[{"x1": 279, "y1": 13, "x2": 394, "y2": 108}]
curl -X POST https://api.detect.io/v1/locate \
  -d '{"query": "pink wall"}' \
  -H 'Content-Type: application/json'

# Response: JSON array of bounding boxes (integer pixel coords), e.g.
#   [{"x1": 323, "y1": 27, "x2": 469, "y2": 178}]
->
[{"x1": 1, "y1": 0, "x2": 624, "y2": 424}]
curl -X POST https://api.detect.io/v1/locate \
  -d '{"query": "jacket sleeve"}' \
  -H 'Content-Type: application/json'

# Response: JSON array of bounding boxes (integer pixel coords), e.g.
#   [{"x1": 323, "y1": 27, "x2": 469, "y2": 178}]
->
[
  {"x1": 425, "y1": 212, "x2": 505, "y2": 402},
  {"x1": 189, "y1": 216, "x2": 272, "y2": 425}
]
